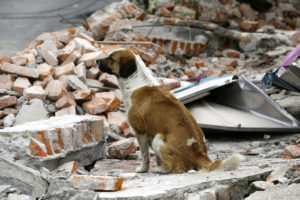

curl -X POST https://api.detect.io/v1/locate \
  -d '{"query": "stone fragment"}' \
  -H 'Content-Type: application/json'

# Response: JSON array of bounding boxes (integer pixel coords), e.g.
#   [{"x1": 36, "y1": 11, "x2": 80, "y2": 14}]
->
[
  {"x1": 247, "y1": 181, "x2": 274, "y2": 194},
  {"x1": 95, "y1": 92, "x2": 121, "y2": 111},
  {"x1": 72, "y1": 175, "x2": 124, "y2": 191},
  {"x1": 99, "y1": 73, "x2": 119, "y2": 88},
  {"x1": 85, "y1": 79, "x2": 104, "y2": 89},
  {"x1": 79, "y1": 51, "x2": 103, "y2": 67},
  {"x1": 37, "y1": 63, "x2": 53, "y2": 79},
  {"x1": 13, "y1": 77, "x2": 31, "y2": 93},
  {"x1": 71, "y1": 89, "x2": 94, "y2": 101},
  {"x1": 83, "y1": 98, "x2": 108, "y2": 115},
  {"x1": 0, "y1": 157, "x2": 48, "y2": 198},
  {"x1": 14, "y1": 99, "x2": 48, "y2": 126},
  {"x1": 0, "y1": 75, "x2": 15, "y2": 90},
  {"x1": 0, "y1": 95, "x2": 18, "y2": 109},
  {"x1": 55, "y1": 105, "x2": 76, "y2": 116},
  {"x1": 61, "y1": 50, "x2": 81, "y2": 66},
  {"x1": 23, "y1": 86, "x2": 46, "y2": 101},
  {"x1": 0, "y1": 62, "x2": 39, "y2": 79},
  {"x1": 107, "y1": 111, "x2": 127, "y2": 129},
  {"x1": 108, "y1": 138, "x2": 136, "y2": 159},
  {"x1": 55, "y1": 96, "x2": 76, "y2": 109},
  {"x1": 87, "y1": 67, "x2": 100, "y2": 79},
  {"x1": 7, "y1": 194, "x2": 33, "y2": 200},
  {"x1": 45, "y1": 80, "x2": 67, "y2": 101},
  {"x1": 267, "y1": 166, "x2": 291, "y2": 182},
  {"x1": 226, "y1": 49, "x2": 240, "y2": 58},
  {"x1": 55, "y1": 62, "x2": 76, "y2": 78},
  {"x1": 284, "y1": 145, "x2": 300, "y2": 158},
  {"x1": 66, "y1": 75, "x2": 89, "y2": 91},
  {"x1": 41, "y1": 50, "x2": 58, "y2": 66},
  {"x1": 4, "y1": 113, "x2": 15, "y2": 127},
  {"x1": 75, "y1": 62, "x2": 87, "y2": 82},
  {"x1": 239, "y1": 3, "x2": 258, "y2": 20},
  {"x1": 239, "y1": 20, "x2": 258, "y2": 32},
  {"x1": 55, "y1": 161, "x2": 78, "y2": 174}
]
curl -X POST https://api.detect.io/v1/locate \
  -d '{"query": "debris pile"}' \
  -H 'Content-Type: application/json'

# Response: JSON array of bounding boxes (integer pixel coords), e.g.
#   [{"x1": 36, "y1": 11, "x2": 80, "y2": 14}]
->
[{"x1": 0, "y1": 0, "x2": 300, "y2": 199}]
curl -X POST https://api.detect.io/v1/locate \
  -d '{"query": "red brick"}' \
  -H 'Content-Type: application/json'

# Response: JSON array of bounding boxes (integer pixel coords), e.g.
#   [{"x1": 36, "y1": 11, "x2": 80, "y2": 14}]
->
[
  {"x1": 239, "y1": 20, "x2": 258, "y2": 32},
  {"x1": 196, "y1": 61, "x2": 205, "y2": 68},
  {"x1": 56, "y1": 96, "x2": 76, "y2": 109},
  {"x1": 163, "y1": 2, "x2": 175, "y2": 10},
  {"x1": 284, "y1": 145, "x2": 300, "y2": 158},
  {"x1": 83, "y1": 97, "x2": 108, "y2": 115},
  {"x1": 159, "y1": 7, "x2": 170, "y2": 17},
  {"x1": 55, "y1": 62, "x2": 76, "y2": 78},
  {"x1": 171, "y1": 40, "x2": 179, "y2": 54},
  {"x1": 45, "y1": 80, "x2": 67, "y2": 101},
  {"x1": 0, "y1": 75, "x2": 15, "y2": 90},
  {"x1": 136, "y1": 12, "x2": 147, "y2": 21},
  {"x1": 107, "y1": 111, "x2": 126, "y2": 129},
  {"x1": 23, "y1": 86, "x2": 46, "y2": 100},
  {"x1": 99, "y1": 73, "x2": 119, "y2": 88},
  {"x1": 13, "y1": 77, "x2": 31, "y2": 93},
  {"x1": 29, "y1": 138, "x2": 47, "y2": 157},
  {"x1": 163, "y1": 18, "x2": 175, "y2": 24},
  {"x1": 0, "y1": 95, "x2": 18, "y2": 109},
  {"x1": 227, "y1": 49, "x2": 240, "y2": 58},
  {"x1": 129, "y1": 46, "x2": 155, "y2": 64},
  {"x1": 55, "y1": 161, "x2": 78, "y2": 174},
  {"x1": 227, "y1": 66, "x2": 235, "y2": 71},
  {"x1": 55, "y1": 105, "x2": 76, "y2": 116},
  {"x1": 72, "y1": 175, "x2": 124, "y2": 191},
  {"x1": 0, "y1": 62, "x2": 39, "y2": 79},
  {"x1": 122, "y1": 121, "x2": 135, "y2": 137},
  {"x1": 71, "y1": 89, "x2": 94, "y2": 101},
  {"x1": 108, "y1": 138, "x2": 136, "y2": 159},
  {"x1": 37, "y1": 63, "x2": 53, "y2": 79},
  {"x1": 95, "y1": 92, "x2": 121, "y2": 112}
]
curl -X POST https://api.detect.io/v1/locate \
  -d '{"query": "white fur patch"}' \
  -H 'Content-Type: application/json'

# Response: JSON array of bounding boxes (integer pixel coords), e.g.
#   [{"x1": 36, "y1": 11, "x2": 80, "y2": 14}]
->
[
  {"x1": 186, "y1": 138, "x2": 197, "y2": 146},
  {"x1": 152, "y1": 134, "x2": 164, "y2": 158}
]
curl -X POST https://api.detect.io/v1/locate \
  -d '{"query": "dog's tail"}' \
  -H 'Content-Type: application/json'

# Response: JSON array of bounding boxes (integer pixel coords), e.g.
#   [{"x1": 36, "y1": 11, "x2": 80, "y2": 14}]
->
[{"x1": 209, "y1": 154, "x2": 244, "y2": 171}]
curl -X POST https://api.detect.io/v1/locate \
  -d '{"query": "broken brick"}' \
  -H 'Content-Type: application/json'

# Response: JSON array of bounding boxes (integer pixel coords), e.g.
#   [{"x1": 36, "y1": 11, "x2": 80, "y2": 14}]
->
[
  {"x1": 55, "y1": 161, "x2": 78, "y2": 174},
  {"x1": 108, "y1": 138, "x2": 136, "y2": 159},
  {"x1": 75, "y1": 62, "x2": 87, "y2": 82},
  {"x1": 55, "y1": 105, "x2": 76, "y2": 116},
  {"x1": 129, "y1": 46, "x2": 155, "y2": 64},
  {"x1": 45, "y1": 80, "x2": 67, "y2": 101},
  {"x1": 29, "y1": 138, "x2": 47, "y2": 157},
  {"x1": 58, "y1": 40, "x2": 76, "y2": 62},
  {"x1": 72, "y1": 175, "x2": 124, "y2": 191},
  {"x1": 83, "y1": 97, "x2": 108, "y2": 115},
  {"x1": 78, "y1": 33, "x2": 95, "y2": 44},
  {"x1": 95, "y1": 92, "x2": 121, "y2": 112},
  {"x1": 71, "y1": 89, "x2": 94, "y2": 101},
  {"x1": 13, "y1": 77, "x2": 32, "y2": 93},
  {"x1": 66, "y1": 75, "x2": 88, "y2": 91},
  {"x1": 41, "y1": 50, "x2": 58, "y2": 66},
  {"x1": 195, "y1": 61, "x2": 205, "y2": 68},
  {"x1": 0, "y1": 55, "x2": 11, "y2": 64},
  {"x1": 11, "y1": 53, "x2": 35, "y2": 66},
  {"x1": 0, "y1": 75, "x2": 15, "y2": 90},
  {"x1": 55, "y1": 62, "x2": 77, "y2": 78},
  {"x1": 284, "y1": 145, "x2": 300, "y2": 158},
  {"x1": 23, "y1": 86, "x2": 46, "y2": 101},
  {"x1": 61, "y1": 50, "x2": 81, "y2": 66},
  {"x1": 55, "y1": 96, "x2": 76, "y2": 109},
  {"x1": 226, "y1": 49, "x2": 240, "y2": 58},
  {"x1": 161, "y1": 79, "x2": 181, "y2": 91},
  {"x1": 122, "y1": 121, "x2": 135, "y2": 137},
  {"x1": 239, "y1": 3, "x2": 258, "y2": 21},
  {"x1": 0, "y1": 62, "x2": 39, "y2": 79},
  {"x1": 107, "y1": 111, "x2": 127, "y2": 129},
  {"x1": 225, "y1": 59, "x2": 238, "y2": 67},
  {"x1": 37, "y1": 63, "x2": 53, "y2": 79},
  {"x1": 0, "y1": 95, "x2": 18, "y2": 109},
  {"x1": 239, "y1": 20, "x2": 259, "y2": 32},
  {"x1": 99, "y1": 73, "x2": 119, "y2": 88},
  {"x1": 79, "y1": 51, "x2": 103, "y2": 68},
  {"x1": 87, "y1": 67, "x2": 100, "y2": 79}
]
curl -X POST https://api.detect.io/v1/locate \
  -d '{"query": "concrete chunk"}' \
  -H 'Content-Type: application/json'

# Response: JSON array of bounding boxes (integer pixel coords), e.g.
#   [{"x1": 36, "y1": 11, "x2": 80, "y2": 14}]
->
[
  {"x1": 72, "y1": 175, "x2": 124, "y2": 191},
  {"x1": 13, "y1": 77, "x2": 32, "y2": 93},
  {"x1": 0, "y1": 62, "x2": 39, "y2": 79}
]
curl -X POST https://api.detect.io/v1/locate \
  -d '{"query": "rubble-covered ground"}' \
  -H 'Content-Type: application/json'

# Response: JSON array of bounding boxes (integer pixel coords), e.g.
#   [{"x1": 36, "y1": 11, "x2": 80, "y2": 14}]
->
[{"x1": 0, "y1": 0, "x2": 300, "y2": 199}]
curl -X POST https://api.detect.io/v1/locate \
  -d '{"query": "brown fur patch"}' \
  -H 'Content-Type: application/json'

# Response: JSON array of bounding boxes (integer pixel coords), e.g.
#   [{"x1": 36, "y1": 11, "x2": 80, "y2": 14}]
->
[{"x1": 128, "y1": 86, "x2": 222, "y2": 173}]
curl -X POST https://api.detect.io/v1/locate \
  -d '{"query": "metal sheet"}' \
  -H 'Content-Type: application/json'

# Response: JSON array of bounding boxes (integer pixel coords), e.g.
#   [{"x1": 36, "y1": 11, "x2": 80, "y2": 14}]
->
[{"x1": 178, "y1": 76, "x2": 300, "y2": 133}]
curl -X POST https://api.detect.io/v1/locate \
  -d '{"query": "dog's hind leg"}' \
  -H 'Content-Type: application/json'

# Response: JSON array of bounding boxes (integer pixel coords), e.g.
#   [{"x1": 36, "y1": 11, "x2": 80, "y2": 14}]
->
[
  {"x1": 135, "y1": 133, "x2": 150, "y2": 173},
  {"x1": 151, "y1": 134, "x2": 168, "y2": 173}
]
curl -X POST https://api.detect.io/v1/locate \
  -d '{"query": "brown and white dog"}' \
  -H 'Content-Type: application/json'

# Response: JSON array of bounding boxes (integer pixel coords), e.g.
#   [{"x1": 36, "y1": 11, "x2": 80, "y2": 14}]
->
[{"x1": 97, "y1": 49, "x2": 243, "y2": 173}]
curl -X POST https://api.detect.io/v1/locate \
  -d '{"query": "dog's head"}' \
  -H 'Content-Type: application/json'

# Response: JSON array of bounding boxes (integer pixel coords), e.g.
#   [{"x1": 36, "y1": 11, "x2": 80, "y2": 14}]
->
[{"x1": 96, "y1": 49, "x2": 137, "y2": 78}]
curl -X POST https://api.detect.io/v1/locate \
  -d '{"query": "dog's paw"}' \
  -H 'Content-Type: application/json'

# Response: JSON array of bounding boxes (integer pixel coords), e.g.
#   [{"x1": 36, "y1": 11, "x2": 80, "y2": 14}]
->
[
  {"x1": 135, "y1": 166, "x2": 149, "y2": 173},
  {"x1": 151, "y1": 166, "x2": 167, "y2": 174}
]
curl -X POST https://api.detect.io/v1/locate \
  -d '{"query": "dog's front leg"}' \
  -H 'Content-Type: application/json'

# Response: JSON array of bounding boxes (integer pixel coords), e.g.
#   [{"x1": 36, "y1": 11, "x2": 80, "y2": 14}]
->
[{"x1": 135, "y1": 134, "x2": 150, "y2": 173}]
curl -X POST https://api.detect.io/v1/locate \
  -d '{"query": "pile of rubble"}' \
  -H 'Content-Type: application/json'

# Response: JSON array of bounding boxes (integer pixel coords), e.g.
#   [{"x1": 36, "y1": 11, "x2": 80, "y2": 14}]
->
[{"x1": 0, "y1": 0, "x2": 300, "y2": 199}]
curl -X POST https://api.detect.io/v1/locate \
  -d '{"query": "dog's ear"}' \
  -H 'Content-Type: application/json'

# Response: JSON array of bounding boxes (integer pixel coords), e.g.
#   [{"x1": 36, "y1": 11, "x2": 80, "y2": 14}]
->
[{"x1": 119, "y1": 55, "x2": 137, "y2": 78}]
